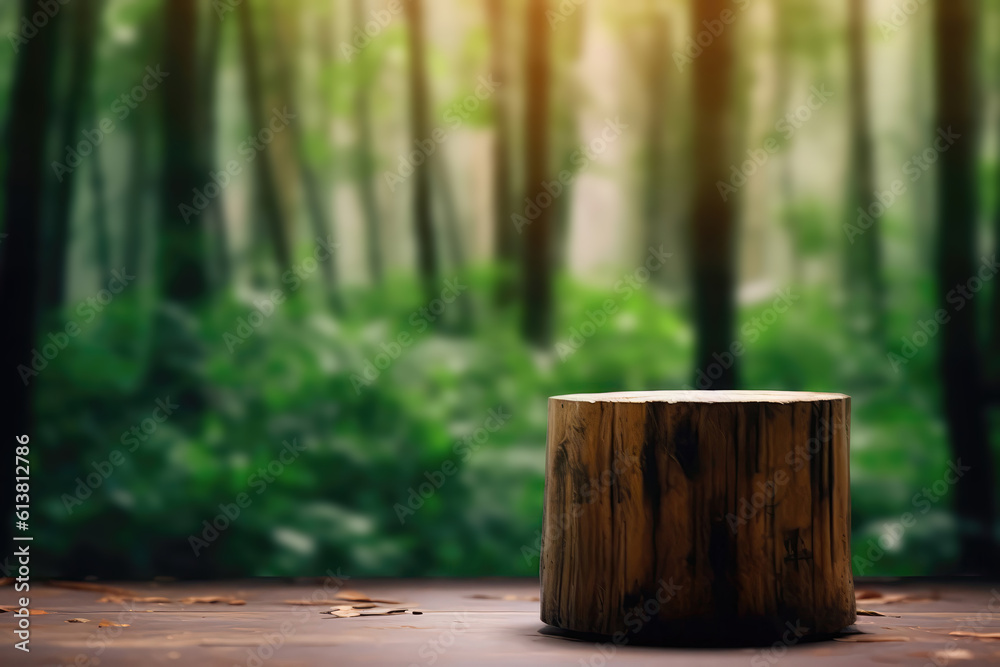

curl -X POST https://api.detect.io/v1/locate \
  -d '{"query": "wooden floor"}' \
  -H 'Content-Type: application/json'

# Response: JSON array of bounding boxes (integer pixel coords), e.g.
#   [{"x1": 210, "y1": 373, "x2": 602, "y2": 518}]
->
[{"x1": 3, "y1": 578, "x2": 1000, "y2": 665}]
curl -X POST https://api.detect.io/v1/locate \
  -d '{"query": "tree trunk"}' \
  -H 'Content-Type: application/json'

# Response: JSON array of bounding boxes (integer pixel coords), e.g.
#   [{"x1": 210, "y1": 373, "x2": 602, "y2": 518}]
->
[
  {"x1": 775, "y1": 0, "x2": 800, "y2": 281},
  {"x1": 433, "y1": 155, "x2": 474, "y2": 330},
  {"x1": 521, "y1": 0, "x2": 554, "y2": 346},
  {"x1": 352, "y1": 0, "x2": 384, "y2": 285},
  {"x1": 237, "y1": 0, "x2": 293, "y2": 275},
  {"x1": 200, "y1": 1, "x2": 230, "y2": 287},
  {"x1": 643, "y1": 5, "x2": 670, "y2": 260},
  {"x1": 846, "y1": 0, "x2": 886, "y2": 342},
  {"x1": 540, "y1": 391, "x2": 856, "y2": 641},
  {"x1": 487, "y1": 0, "x2": 517, "y2": 306},
  {"x1": 991, "y1": 6, "x2": 1000, "y2": 379},
  {"x1": 88, "y1": 103, "x2": 112, "y2": 278},
  {"x1": 933, "y1": 0, "x2": 997, "y2": 573},
  {"x1": 159, "y1": 0, "x2": 208, "y2": 304},
  {"x1": 690, "y1": 0, "x2": 738, "y2": 389},
  {"x1": 123, "y1": 112, "x2": 148, "y2": 273},
  {"x1": 0, "y1": 0, "x2": 61, "y2": 551},
  {"x1": 42, "y1": 0, "x2": 101, "y2": 311},
  {"x1": 551, "y1": 5, "x2": 584, "y2": 272},
  {"x1": 272, "y1": 0, "x2": 343, "y2": 311},
  {"x1": 404, "y1": 0, "x2": 439, "y2": 302}
]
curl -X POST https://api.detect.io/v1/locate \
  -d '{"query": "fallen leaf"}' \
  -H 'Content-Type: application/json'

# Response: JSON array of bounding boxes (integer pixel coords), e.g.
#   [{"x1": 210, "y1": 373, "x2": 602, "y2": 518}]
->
[
  {"x1": 50, "y1": 581, "x2": 139, "y2": 597},
  {"x1": 0, "y1": 577, "x2": 13, "y2": 586},
  {"x1": 65, "y1": 618, "x2": 91, "y2": 623},
  {"x1": 932, "y1": 649, "x2": 975, "y2": 660},
  {"x1": 854, "y1": 591, "x2": 940, "y2": 605},
  {"x1": 98, "y1": 595, "x2": 171, "y2": 604},
  {"x1": 834, "y1": 635, "x2": 911, "y2": 643},
  {"x1": 97, "y1": 620, "x2": 130, "y2": 628},
  {"x1": 950, "y1": 631, "x2": 1000, "y2": 640},
  {"x1": 0, "y1": 606, "x2": 47, "y2": 615},
  {"x1": 325, "y1": 608, "x2": 409, "y2": 617},
  {"x1": 178, "y1": 596, "x2": 245, "y2": 605},
  {"x1": 858, "y1": 609, "x2": 899, "y2": 617}
]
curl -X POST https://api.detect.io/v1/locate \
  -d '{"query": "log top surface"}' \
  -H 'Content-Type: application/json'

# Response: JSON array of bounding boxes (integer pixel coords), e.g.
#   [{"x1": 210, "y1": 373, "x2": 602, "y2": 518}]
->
[{"x1": 550, "y1": 390, "x2": 850, "y2": 404}]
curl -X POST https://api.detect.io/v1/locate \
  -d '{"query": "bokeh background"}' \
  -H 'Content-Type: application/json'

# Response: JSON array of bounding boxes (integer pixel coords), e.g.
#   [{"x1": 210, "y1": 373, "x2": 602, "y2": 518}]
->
[{"x1": 1, "y1": 0, "x2": 999, "y2": 579}]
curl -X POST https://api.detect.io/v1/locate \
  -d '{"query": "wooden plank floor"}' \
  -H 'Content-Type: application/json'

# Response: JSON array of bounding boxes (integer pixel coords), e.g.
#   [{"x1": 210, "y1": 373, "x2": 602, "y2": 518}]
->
[{"x1": 3, "y1": 579, "x2": 1000, "y2": 665}]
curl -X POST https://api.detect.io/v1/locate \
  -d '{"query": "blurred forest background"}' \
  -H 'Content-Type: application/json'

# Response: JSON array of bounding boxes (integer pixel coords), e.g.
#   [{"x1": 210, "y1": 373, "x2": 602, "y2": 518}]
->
[{"x1": 1, "y1": 0, "x2": 999, "y2": 579}]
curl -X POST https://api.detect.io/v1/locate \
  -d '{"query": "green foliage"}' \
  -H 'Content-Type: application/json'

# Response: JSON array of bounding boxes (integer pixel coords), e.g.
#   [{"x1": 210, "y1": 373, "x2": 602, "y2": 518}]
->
[{"x1": 30, "y1": 272, "x2": 970, "y2": 578}]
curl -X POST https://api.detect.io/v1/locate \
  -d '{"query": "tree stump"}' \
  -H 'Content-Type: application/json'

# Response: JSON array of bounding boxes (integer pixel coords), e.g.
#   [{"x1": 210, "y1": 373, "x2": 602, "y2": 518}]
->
[{"x1": 540, "y1": 391, "x2": 855, "y2": 643}]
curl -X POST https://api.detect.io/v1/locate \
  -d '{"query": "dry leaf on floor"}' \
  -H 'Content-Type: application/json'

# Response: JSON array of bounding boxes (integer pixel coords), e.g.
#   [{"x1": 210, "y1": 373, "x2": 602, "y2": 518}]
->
[
  {"x1": 98, "y1": 595, "x2": 171, "y2": 604},
  {"x1": 97, "y1": 620, "x2": 130, "y2": 628},
  {"x1": 0, "y1": 577, "x2": 13, "y2": 586},
  {"x1": 856, "y1": 589, "x2": 883, "y2": 600},
  {"x1": 65, "y1": 618, "x2": 91, "y2": 623},
  {"x1": 0, "y1": 606, "x2": 47, "y2": 615},
  {"x1": 858, "y1": 609, "x2": 899, "y2": 617},
  {"x1": 324, "y1": 608, "x2": 409, "y2": 617},
  {"x1": 834, "y1": 635, "x2": 911, "y2": 642},
  {"x1": 178, "y1": 596, "x2": 245, "y2": 605},
  {"x1": 49, "y1": 581, "x2": 139, "y2": 597},
  {"x1": 949, "y1": 631, "x2": 1000, "y2": 640},
  {"x1": 932, "y1": 649, "x2": 975, "y2": 660}
]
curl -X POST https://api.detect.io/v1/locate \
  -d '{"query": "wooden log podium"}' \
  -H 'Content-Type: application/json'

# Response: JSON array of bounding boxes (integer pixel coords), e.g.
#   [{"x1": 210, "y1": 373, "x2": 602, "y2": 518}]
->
[{"x1": 540, "y1": 391, "x2": 855, "y2": 644}]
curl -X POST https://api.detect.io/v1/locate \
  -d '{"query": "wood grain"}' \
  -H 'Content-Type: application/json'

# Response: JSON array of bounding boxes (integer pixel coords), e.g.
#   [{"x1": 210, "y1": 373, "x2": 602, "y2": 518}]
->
[{"x1": 540, "y1": 390, "x2": 855, "y2": 642}]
